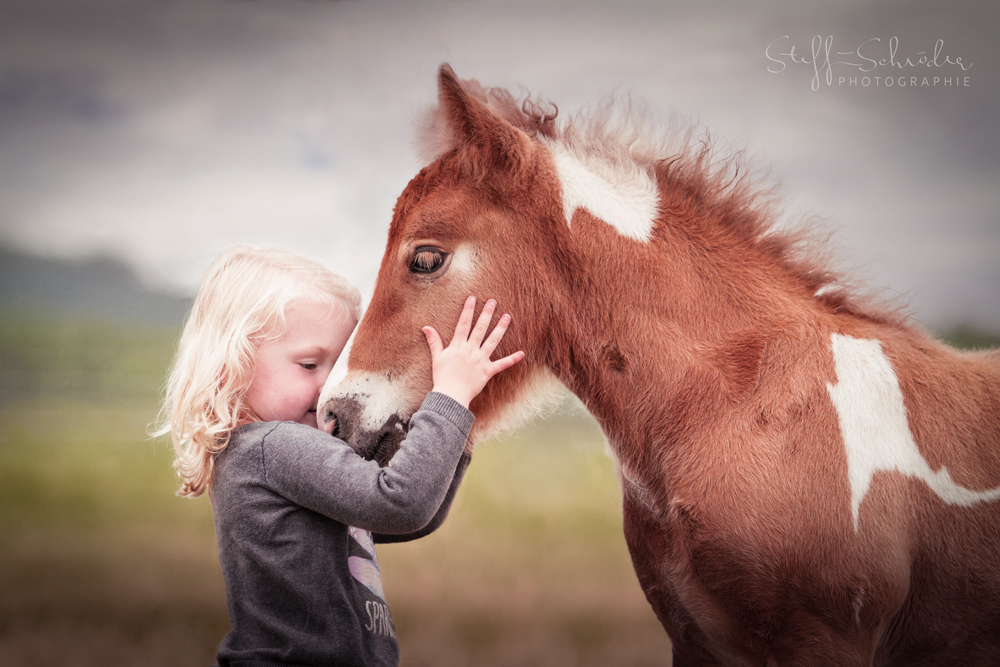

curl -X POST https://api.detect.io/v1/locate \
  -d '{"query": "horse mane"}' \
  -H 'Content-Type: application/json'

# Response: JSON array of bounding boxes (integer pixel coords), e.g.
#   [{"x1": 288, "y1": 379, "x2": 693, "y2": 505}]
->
[{"x1": 417, "y1": 78, "x2": 908, "y2": 329}]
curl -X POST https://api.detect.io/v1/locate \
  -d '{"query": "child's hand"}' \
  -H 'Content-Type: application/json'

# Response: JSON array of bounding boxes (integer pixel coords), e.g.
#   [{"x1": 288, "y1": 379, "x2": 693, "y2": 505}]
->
[{"x1": 421, "y1": 296, "x2": 525, "y2": 408}]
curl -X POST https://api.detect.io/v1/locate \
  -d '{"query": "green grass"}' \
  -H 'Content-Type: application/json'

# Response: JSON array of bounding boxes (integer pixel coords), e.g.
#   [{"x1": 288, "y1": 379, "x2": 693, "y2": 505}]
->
[
  {"x1": 0, "y1": 398, "x2": 228, "y2": 667},
  {"x1": 0, "y1": 312, "x2": 178, "y2": 405}
]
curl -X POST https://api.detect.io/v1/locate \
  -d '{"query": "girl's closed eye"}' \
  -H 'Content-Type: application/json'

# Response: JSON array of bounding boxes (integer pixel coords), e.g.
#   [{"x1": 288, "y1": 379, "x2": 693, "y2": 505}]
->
[{"x1": 299, "y1": 362, "x2": 318, "y2": 371}]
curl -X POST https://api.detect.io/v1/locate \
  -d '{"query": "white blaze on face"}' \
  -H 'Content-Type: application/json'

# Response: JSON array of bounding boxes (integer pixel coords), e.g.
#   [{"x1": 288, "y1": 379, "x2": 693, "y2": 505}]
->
[
  {"x1": 316, "y1": 326, "x2": 416, "y2": 433},
  {"x1": 826, "y1": 333, "x2": 1000, "y2": 531},
  {"x1": 329, "y1": 371, "x2": 419, "y2": 433},
  {"x1": 318, "y1": 324, "x2": 357, "y2": 412},
  {"x1": 546, "y1": 143, "x2": 659, "y2": 243}
]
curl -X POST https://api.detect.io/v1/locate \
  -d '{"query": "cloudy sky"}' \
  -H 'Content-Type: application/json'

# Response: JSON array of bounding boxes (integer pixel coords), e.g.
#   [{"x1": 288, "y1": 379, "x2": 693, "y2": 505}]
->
[{"x1": 0, "y1": 0, "x2": 997, "y2": 329}]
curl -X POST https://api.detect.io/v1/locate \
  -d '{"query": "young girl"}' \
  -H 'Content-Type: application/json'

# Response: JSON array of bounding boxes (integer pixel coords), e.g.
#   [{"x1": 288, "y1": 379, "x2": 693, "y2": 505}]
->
[{"x1": 158, "y1": 246, "x2": 523, "y2": 667}]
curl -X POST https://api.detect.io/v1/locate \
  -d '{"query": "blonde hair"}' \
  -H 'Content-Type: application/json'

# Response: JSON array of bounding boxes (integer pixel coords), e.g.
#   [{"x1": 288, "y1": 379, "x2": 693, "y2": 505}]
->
[{"x1": 155, "y1": 246, "x2": 361, "y2": 498}]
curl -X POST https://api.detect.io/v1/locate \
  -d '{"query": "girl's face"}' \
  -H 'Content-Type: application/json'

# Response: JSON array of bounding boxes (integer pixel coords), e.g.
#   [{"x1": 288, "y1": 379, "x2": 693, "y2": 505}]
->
[{"x1": 244, "y1": 301, "x2": 355, "y2": 429}]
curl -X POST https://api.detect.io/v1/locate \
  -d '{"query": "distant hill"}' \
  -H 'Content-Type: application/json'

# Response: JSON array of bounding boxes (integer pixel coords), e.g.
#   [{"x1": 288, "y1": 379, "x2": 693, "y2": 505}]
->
[{"x1": 0, "y1": 246, "x2": 192, "y2": 327}]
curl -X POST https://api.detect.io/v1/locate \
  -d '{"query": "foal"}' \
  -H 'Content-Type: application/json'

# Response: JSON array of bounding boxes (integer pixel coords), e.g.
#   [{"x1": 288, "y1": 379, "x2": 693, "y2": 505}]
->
[{"x1": 320, "y1": 65, "x2": 1000, "y2": 666}]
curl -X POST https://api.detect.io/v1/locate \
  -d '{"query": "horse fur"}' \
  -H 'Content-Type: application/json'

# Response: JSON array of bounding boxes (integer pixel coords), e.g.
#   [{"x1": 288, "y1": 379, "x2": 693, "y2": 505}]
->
[{"x1": 319, "y1": 64, "x2": 1000, "y2": 666}]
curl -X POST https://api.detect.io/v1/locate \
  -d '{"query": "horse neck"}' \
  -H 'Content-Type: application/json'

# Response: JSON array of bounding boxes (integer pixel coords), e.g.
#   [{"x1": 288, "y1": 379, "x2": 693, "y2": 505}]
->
[{"x1": 541, "y1": 211, "x2": 817, "y2": 451}]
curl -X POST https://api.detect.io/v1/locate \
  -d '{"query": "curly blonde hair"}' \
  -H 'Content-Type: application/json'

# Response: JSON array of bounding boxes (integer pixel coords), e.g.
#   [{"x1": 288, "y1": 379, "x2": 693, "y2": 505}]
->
[{"x1": 154, "y1": 246, "x2": 361, "y2": 497}]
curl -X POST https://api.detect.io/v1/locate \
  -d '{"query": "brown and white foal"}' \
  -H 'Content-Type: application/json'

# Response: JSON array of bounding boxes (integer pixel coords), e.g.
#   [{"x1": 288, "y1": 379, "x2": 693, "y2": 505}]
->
[{"x1": 319, "y1": 65, "x2": 1000, "y2": 666}]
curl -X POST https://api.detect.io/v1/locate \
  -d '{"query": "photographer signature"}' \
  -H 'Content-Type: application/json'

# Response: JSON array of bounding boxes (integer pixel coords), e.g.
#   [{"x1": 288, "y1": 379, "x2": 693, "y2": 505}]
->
[{"x1": 766, "y1": 36, "x2": 972, "y2": 90}]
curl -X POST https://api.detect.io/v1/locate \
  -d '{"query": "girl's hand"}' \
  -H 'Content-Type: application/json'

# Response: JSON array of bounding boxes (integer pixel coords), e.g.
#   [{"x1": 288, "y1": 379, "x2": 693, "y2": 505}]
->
[{"x1": 421, "y1": 296, "x2": 524, "y2": 408}]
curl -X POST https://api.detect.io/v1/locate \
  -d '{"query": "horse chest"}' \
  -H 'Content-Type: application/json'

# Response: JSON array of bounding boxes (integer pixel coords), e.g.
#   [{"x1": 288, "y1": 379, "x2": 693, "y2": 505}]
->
[
  {"x1": 620, "y1": 489, "x2": 762, "y2": 661},
  {"x1": 621, "y1": 492, "x2": 862, "y2": 665}
]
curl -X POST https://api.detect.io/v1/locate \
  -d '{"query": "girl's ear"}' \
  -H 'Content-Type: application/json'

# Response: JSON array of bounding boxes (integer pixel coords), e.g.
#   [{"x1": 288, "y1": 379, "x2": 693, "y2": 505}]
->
[{"x1": 437, "y1": 63, "x2": 534, "y2": 187}]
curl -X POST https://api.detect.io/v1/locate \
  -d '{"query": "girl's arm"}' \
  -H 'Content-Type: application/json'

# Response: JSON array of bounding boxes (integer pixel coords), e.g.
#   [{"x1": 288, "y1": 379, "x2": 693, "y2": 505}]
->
[
  {"x1": 264, "y1": 297, "x2": 522, "y2": 534},
  {"x1": 373, "y1": 452, "x2": 470, "y2": 543},
  {"x1": 260, "y1": 391, "x2": 472, "y2": 534}
]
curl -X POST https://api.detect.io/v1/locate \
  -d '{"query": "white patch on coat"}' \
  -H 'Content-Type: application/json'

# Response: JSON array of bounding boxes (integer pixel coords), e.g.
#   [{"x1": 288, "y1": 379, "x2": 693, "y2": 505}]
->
[
  {"x1": 597, "y1": 431, "x2": 659, "y2": 514},
  {"x1": 853, "y1": 588, "x2": 865, "y2": 625},
  {"x1": 619, "y1": 459, "x2": 659, "y2": 514},
  {"x1": 546, "y1": 142, "x2": 659, "y2": 243},
  {"x1": 814, "y1": 284, "x2": 836, "y2": 298},
  {"x1": 826, "y1": 333, "x2": 1000, "y2": 531}
]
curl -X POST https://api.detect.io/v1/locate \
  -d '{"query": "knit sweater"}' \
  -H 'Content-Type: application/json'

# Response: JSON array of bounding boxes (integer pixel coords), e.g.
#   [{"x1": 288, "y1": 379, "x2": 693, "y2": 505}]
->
[{"x1": 211, "y1": 392, "x2": 474, "y2": 667}]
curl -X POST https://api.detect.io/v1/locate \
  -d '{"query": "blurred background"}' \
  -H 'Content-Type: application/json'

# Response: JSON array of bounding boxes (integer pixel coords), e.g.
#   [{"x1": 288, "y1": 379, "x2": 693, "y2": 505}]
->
[{"x1": 0, "y1": 0, "x2": 997, "y2": 665}]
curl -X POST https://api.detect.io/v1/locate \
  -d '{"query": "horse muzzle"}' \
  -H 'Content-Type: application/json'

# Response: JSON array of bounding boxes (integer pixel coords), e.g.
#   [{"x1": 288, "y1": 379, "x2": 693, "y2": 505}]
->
[
  {"x1": 317, "y1": 371, "x2": 422, "y2": 467},
  {"x1": 319, "y1": 395, "x2": 409, "y2": 467}
]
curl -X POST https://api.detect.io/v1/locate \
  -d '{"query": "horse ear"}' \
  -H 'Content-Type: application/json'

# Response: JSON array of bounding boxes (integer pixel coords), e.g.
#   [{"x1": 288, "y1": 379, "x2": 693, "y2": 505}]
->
[{"x1": 437, "y1": 64, "x2": 532, "y2": 184}]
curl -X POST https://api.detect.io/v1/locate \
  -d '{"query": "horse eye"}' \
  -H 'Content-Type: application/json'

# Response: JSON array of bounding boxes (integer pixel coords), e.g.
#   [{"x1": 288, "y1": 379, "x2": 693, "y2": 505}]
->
[{"x1": 409, "y1": 247, "x2": 446, "y2": 274}]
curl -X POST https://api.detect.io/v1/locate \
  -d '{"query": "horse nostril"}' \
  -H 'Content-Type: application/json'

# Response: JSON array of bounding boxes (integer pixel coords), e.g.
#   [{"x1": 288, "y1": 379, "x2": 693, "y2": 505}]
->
[
  {"x1": 373, "y1": 431, "x2": 393, "y2": 463},
  {"x1": 322, "y1": 407, "x2": 339, "y2": 437}
]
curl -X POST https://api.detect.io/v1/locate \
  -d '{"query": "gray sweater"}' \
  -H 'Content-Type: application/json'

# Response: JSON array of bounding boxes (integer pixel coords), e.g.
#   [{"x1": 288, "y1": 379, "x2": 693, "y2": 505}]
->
[{"x1": 211, "y1": 392, "x2": 474, "y2": 667}]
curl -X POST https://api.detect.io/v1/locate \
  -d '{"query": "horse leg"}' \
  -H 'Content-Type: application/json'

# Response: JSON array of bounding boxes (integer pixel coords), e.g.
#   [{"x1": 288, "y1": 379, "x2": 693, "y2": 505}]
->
[
  {"x1": 762, "y1": 618, "x2": 877, "y2": 667},
  {"x1": 670, "y1": 640, "x2": 728, "y2": 667},
  {"x1": 671, "y1": 635, "x2": 874, "y2": 667},
  {"x1": 622, "y1": 494, "x2": 727, "y2": 665},
  {"x1": 625, "y1": 495, "x2": 879, "y2": 667}
]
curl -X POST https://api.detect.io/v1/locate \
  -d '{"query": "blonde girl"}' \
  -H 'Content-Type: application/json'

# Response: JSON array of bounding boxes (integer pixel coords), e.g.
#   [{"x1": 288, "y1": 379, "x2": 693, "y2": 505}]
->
[
  {"x1": 156, "y1": 245, "x2": 522, "y2": 667},
  {"x1": 158, "y1": 245, "x2": 361, "y2": 497}
]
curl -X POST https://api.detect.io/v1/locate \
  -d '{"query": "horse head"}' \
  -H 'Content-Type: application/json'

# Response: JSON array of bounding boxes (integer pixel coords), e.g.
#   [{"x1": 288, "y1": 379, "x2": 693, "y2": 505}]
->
[{"x1": 317, "y1": 65, "x2": 570, "y2": 463}]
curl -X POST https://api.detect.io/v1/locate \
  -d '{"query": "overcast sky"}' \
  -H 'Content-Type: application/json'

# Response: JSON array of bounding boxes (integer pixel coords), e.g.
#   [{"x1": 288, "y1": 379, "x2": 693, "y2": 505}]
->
[{"x1": 0, "y1": 0, "x2": 997, "y2": 329}]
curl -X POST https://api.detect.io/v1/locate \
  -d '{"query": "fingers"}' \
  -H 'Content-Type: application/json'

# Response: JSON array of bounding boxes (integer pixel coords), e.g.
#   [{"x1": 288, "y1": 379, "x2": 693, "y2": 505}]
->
[
  {"x1": 452, "y1": 295, "x2": 476, "y2": 342},
  {"x1": 428, "y1": 296, "x2": 522, "y2": 406},
  {"x1": 468, "y1": 299, "x2": 497, "y2": 345},
  {"x1": 445, "y1": 296, "x2": 511, "y2": 354},
  {"x1": 422, "y1": 326, "x2": 444, "y2": 358},
  {"x1": 489, "y1": 350, "x2": 525, "y2": 376},
  {"x1": 480, "y1": 312, "x2": 510, "y2": 356}
]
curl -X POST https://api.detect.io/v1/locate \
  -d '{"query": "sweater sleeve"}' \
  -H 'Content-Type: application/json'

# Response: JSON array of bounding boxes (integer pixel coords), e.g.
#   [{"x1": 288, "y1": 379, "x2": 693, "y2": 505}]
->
[
  {"x1": 373, "y1": 451, "x2": 471, "y2": 543},
  {"x1": 259, "y1": 392, "x2": 474, "y2": 535}
]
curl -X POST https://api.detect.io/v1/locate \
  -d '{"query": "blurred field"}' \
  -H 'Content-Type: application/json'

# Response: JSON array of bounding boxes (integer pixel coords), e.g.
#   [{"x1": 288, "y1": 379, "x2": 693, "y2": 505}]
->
[
  {"x1": 3, "y1": 312, "x2": 995, "y2": 667},
  {"x1": 378, "y1": 417, "x2": 670, "y2": 667},
  {"x1": 0, "y1": 312, "x2": 671, "y2": 666}
]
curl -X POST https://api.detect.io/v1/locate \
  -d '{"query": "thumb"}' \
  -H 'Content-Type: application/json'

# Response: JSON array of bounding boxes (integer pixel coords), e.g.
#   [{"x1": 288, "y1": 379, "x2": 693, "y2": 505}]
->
[{"x1": 422, "y1": 326, "x2": 444, "y2": 357}]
